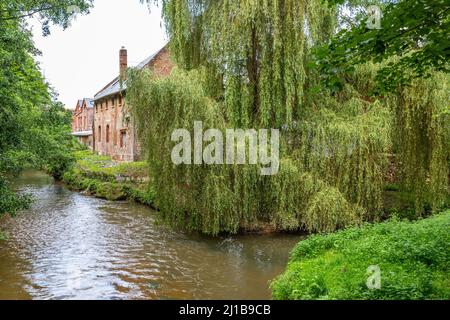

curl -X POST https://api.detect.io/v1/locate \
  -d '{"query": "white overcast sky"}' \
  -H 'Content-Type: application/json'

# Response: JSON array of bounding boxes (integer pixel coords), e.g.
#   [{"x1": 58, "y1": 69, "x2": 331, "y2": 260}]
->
[{"x1": 31, "y1": 0, "x2": 167, "y2": 109}]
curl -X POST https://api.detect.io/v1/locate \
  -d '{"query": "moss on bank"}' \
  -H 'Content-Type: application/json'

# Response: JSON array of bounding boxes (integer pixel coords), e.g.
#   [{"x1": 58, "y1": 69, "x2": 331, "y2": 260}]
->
[
  {"x1": 74, "y1": 151, "x2": 148, "y2": 181},
  {"x1": 62, "y1": 151, "x2": 155, "y2": 206},
  {"x1": 271, "y1": 210, "x2": 450, "y2": 300}
]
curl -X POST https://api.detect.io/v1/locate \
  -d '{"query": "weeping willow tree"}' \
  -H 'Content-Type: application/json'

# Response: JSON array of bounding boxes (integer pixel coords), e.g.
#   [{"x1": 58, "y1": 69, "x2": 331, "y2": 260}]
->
[
  {"x1": 128, "y1": 65, "x2": 389, "y2": 234},
  {"x1": 389, "y1": 74, "x2": 450, "y2": 214},
  {"x1": 128, "y1": 0, "x2": 449, "y2": 235}
]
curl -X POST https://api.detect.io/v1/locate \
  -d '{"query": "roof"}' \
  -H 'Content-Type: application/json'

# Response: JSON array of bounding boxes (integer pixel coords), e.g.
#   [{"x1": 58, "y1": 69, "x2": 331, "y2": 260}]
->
[
  {"x1": 84, "y1": 98, "x2": 94, "y2": 108},
  {"x1": 73, "y1": 99, "x2": 83, "y2": 112},
  {"x1": 94, "y1": 44, "x2": 168, "y2": 101},
  {"x1": 73, "y1": 98, "x2": 94, "y2": 114}
]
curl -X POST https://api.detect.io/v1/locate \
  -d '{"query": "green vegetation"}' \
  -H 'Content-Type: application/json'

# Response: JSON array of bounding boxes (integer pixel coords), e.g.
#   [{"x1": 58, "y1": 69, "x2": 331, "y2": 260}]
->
[
  {"x1": 128, "y1": 0, "x2": 449, "y2": 235},
  {"x1": 271, "y1": 210, "x2": 450, "y2": 300},
  {"x1": 63, "y1": 151, "x2": 155, "y2": 205},
  {"x1": 74, "y1": 151, "x2": 148, "y2": 181},
  {"x1": 0, "y1": 0, "x2": 93, "y2": 217},
  {"x1": 317, "y1": 0, "x2": 450, "y2": 92}
]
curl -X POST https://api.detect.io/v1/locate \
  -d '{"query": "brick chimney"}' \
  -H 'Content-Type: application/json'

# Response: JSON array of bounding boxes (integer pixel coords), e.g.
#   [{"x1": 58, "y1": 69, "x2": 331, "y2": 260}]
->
[{"x1": 119, "y1": 46, "x2": 128, "y2": 80}]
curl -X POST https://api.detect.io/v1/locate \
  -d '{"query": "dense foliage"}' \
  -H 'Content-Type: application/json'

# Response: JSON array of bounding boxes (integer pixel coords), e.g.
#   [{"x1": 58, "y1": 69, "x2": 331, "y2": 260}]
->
[
  {"x1": 316, "y1": 1, "x2": 450, "y2": 214},
  {"x1": 0, "y1": 0, "x2": 93, "y2": 35},
  {"x1": 128, "y1": 0, "x2": 449, "y2": 235},
  {"x1": 271, "y1": 210, "x2": 450, "y2": 300},
  {"x1": 0, "y1": 0, "x2": 92, "y2": 217},
  {"x1": 317, "y1": 0, "x2": 450, "y2": 92}
]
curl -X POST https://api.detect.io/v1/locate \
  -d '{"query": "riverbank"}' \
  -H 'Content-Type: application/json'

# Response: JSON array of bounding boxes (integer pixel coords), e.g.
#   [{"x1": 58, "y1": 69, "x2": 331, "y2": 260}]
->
[
  {"x1": 62, "y1": 150, "x2": 445, "y2": 235},
  {"x1": 61, "y1": 151, "x2": 295, "y2": 234},
  {"x1": 0, "y1": 215, "x2": 8, "y2": 240},
  {"x1": 271, "y1": 210, "x2": 450, "y2": 300},
  {"x1": 62, "y1": 151, "x2": 155, "y2": 206}
]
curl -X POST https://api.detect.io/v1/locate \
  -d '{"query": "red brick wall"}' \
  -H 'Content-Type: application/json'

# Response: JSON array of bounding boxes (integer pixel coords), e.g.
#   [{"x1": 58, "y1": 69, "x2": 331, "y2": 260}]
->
[
  {"x1": 147, "y1": 47, "x2": 174, "y2": 77},
  {"x1": 72, "y1": 103, "x2": 94, "y2": 133},
  {"x1": 94, "y1": 46, "x2": 174, "y2": 162}
]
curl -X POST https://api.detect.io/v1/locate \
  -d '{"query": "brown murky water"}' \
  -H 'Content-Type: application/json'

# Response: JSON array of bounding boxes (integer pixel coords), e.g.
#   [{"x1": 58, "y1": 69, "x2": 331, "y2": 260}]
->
[{"x1": 0, "y1": 172, "x2": 301, "y2": 300}]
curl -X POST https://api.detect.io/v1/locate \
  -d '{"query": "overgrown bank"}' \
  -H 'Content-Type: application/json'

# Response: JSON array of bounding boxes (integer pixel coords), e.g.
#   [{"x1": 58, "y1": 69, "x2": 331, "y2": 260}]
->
[
  {"x1": 271, "y1": 211, "x2": 450, "y2": 300},
  {"x1": 62, "y1": 151, "x2": 155, "y2": 206}
]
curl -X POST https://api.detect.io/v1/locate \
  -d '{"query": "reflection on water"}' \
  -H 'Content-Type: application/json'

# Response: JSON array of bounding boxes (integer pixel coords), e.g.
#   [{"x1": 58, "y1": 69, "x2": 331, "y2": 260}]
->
[{"x1": 0, "y1": 172, "x2": 301, "y2": 300}]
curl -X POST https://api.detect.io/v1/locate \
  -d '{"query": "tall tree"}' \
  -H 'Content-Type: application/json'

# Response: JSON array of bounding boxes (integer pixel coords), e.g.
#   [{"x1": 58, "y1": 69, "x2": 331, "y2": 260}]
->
[{"x1": 0, "y1": 0, "x2": 93, "y2": 216}]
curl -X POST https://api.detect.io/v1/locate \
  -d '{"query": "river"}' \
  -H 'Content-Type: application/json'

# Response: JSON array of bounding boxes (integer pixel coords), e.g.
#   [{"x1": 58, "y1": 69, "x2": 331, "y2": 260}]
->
[{"x1": 0, "y1": 172, "x2": 302, "y2": 300}]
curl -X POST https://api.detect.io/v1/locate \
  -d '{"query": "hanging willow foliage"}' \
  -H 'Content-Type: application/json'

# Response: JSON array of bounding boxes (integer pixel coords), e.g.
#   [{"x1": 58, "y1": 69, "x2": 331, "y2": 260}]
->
[
  {"x1": 127, "y1": 65, "x2": 394, "y2": 234},
  {"x1": 153, "y1": 0, "x2": 336, "y2": 127},
  {"x1": 128, "y1": 0, "x2": 449, "y2": 234},
  {"x1": 127, "y1": 67, "x2": 260, "y2": 234},
  {"x1": 389, "y1": 73, "x2": 450, "y2": 214}
]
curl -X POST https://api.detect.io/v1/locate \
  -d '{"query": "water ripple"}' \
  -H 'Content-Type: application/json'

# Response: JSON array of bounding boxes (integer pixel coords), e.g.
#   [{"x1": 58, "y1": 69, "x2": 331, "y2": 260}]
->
[{"x1": 0, "y1": 172, "x2": 302, "y2": 300}]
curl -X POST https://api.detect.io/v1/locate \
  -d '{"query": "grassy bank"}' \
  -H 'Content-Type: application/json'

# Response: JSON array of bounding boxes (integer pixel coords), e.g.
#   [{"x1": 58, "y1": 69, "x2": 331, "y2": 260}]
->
[
  {"x1": 271, "y1": 211, "x2": 450, "y2": 300},
  {"x1": 62, "y1": 151, "x2": 155, "y2": 206}
]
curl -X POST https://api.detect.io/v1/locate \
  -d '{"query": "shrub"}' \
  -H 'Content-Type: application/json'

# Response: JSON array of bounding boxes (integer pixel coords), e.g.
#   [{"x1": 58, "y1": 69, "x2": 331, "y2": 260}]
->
[{"x1": 0, "y1": 175, "x2": 32, "y2": 217}]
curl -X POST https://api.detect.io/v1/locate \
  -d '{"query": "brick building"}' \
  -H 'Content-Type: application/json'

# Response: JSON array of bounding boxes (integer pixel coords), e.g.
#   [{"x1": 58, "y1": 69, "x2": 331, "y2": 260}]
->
[
  {"x1": 71, "y1": 98, "x2": 94, "y2": 149},
  {"x1": 93, "y1": 44, "x2": 173, "y2": 161}
]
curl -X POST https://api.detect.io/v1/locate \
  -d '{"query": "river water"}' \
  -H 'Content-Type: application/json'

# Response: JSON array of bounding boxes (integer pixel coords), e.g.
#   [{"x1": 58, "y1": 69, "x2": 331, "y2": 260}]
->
[{"x1": 0, "y1": 172, "x2": 301, "y2": 300}]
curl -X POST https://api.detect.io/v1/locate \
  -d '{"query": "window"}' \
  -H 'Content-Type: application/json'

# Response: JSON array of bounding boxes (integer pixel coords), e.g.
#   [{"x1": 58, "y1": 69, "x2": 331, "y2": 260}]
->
[
  {"x1": 119, "y1": 96, "x2": 122, "y2": 106},
  {"x1": 105, "y1": 100, "x2": 108, "y2": 110},
  {"x1": 106, "y1": 125, "x2": 110, "y2": 143},
  {"x1": 120, "y1": 130, "x2": 126, "y2": 148},
  {"x1": 112, "y1": 97, "x2": 115, "y2": 107},
  {"x1": 98, "y1": 126, "x2": 102, "y2": 142}
]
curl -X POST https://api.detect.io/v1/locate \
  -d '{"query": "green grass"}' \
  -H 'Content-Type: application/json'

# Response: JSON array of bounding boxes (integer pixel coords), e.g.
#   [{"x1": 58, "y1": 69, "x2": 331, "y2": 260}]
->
[
  {"x1": 73, "y1": 150, "x2": 148, "y2": 181},
  {"x1": 63, "y1": 151, "x2": 155, "y2": 205},
  {"x1": 271, "y1": 210, "x2": 450, "y2": 300}
]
